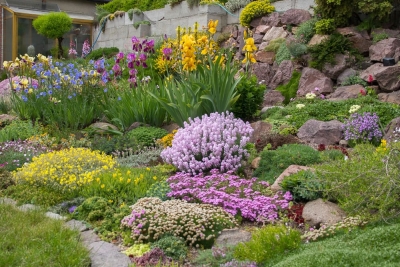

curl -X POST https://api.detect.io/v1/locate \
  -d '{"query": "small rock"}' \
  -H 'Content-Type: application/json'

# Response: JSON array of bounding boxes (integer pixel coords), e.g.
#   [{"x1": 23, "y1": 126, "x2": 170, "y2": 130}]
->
[
  {"x1": 65, "y1": 219, "x2": 89, "y2": 232},
  {"x1": 45, "y1": 212, "x2": 66, "y2": 220},
  {"x1": 280, "y1": 9, "x2": 312, "y2": 26},
  {"x1": 18, "y1": 204, "x2": 39, "y2": 212},
  {"x1": 302, "y1": 198, "x2": 346, "y2": 227},
  {"x1": 88, "y1": 241, "x2": 131, "y2": 267},
  {"x1": 214, "y1": 228, "x2": 252, "y2": 247},
  {"x1": 0, "y1": 197, "x2": 17, "y2": 206},
  {"x1": 271, "y1": 165, "x2": 313, "y2": 192},
  {"x1": 251, "y1": 157, "x2": 261, "y2": 169}
]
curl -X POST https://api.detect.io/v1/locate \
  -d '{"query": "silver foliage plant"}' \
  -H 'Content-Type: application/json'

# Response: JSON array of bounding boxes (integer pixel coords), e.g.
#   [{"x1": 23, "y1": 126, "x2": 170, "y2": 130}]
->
[{"x1": 225, "y1": 0, "x2": 251, "y2": 13}]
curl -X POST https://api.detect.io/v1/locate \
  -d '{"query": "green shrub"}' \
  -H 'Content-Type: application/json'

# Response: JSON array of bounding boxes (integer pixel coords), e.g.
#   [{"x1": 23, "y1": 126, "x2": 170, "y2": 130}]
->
[
  {"x1": 239, "y1": 0, "x2": 275, "y2": 27},
  {"x1": 341, "y1": 74, "x2": 368, "y2": 87},
  {"x1": 90, "y1": 135, "x2": 139, "y2": 155},
  {"x1": 0, "y1": 169, "x2": 14, "y2": 190},
  {"x1": 101, "y1": 0, "x2": 167, "y2": 13},
  {"x1": 287, "y1": 42, "x2": 308, "y2": 58},
  {"x1": 233, "y1": 224, "x2": 301, "y2": 264},
  {"x1": 230, "y1": 73, "x2": 265, "y2": 121},
  {"x1": 225, "y1": 0, "x2": 251, "y2": 13},
  {"x1": 115, "y1": 146, "x2": 163, "y2": 168},
  {"x1": 280, "y1": 170, "x2": 324, "y2": 202},
  {"x1": 150, "y1": 234, "x2": 188, "y2": 260},
  {"x1": 80, "y1": 166, "x2": 160, "y2": 204},
  {"x1": 314, "y1": 18, "x2": 336, "y2": 35},
  {"x1": 85, "y1": 47, "x2": 119, "y2": 60},
  {"x1": 145, "y1": 180, "x2": 171, "y2": 201},
  {"x1": 275, "y1": 71, "x2": 301, "y2": 104},
  {"x1": 264, "y1": 38, "x2": 286, "y2": 53},
  {"x1": 0, "y1": 119, "x2": 44, "y2": 142},
  {"x1": 193, "y1": 245, "x2": 235, "y2": 266},
  {"x1": 320, "y1": 148, "x2": 346, "y2": 162},
  {"x1": 314, "y1": 0, "x2": 354, "y2": 27},
  {"x1": 309, "y1": 33, "x2": 358, "y2": 70},
  {"x1": 276, "y1": 42, "x2": 291, "y2": 65},
  {"x1": 253, "y1": 144, "x2": 321, "y2": 184},
  {"x1": 372, "y1": 32, "x2": 389, "y2": 43},
  {"x1": 317, "y1": 142, "x2": 400, "y2": 220},
  {"x1": 127, "y1": 126, "x2": 168, "y2": 147},
  {"x1": 295, "y1": 18, "x2": 317, "y2": 44},
  {"x1": 49, "y1": 45, "x2": 69, "y2": 59},
  {"x1": 121, "y1": 197, "x2": 238, "y2": 248}
]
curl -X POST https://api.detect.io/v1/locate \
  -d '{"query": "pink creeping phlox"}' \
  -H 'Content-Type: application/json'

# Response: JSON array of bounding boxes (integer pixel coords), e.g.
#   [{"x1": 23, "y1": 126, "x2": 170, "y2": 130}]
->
[{"x1": 167, "y1": 169, "x2": 292, "y2": 223}]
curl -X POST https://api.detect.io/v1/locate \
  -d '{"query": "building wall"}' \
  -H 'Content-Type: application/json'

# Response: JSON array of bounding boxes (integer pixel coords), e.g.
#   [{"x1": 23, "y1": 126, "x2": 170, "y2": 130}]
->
[{"x1": 93, "y1": 0, "x2": 316, "y2": 51}]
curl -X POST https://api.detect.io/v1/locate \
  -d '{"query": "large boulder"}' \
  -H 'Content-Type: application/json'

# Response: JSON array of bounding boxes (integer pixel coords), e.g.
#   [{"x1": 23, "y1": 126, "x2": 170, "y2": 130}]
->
[
  {"x1": 371, "y1": 28, "x2": 400, "y2": 38},
  {"x1": 302, "y1": 198, "x2": 346, "y2": 228},
  {"x1": 253, "y1": 33, "x2": 264, "y2": 44},
  {"x1": 280, "y1": 9, "x2": 312, "y2": 26},
  {"x1": 337, "y1": 27, "x2": 372, "y2": 56},
  {"x1": 297, "y1": 119, "x2": 343, "y2": 145},
  {"x1": 361, "y1": 64, "x2": 400, "y2": 92},
  {"x1": 255, "y1": 51, "x2": 275, "y2": 64},
  {"x1": 297, "y1": 68, "x2": 334, "y2": 97},
  {"x1": 262, "y1": 26, "x2": 288, "y2": 43},
  {"x1": 369, "y1": 38, "x2": 400, "y2": 63},
  {"x1": 255, "y1": 25, "x2": 271, "y2": 34},
  {"x1": 215, "y1": 229, "x2": 252, "y2": 247},
  {"x1": 336, "y1": 68, "x2": 357, "y2": 85},
  {"x1": 250, "y1": 121, "x2": 273, "y2": 143},
  {"x1": 327, "y1": 84, "x2": 366, "y2": 100},
  {"x1": 271, "y1": 165, "x2": 313, "y2": 192},
  {"x1": 383, "y1": 117, "x2": 400, "y2": 144},
  {"x1": 263, "y1": 90, "x2": 285, "y2": 106},
  {"x1": 251, "y1": 62, "x2": 276, "y2": 85},
  {"x1": 322, "y1": 54, "x2": 352, "y2": 80},
  {"x1": 268, "y1": 60, "x2": 295, "y2": 90},
  {"x1": 378, "y1": 91, "x2": 400, "y2": 105}
]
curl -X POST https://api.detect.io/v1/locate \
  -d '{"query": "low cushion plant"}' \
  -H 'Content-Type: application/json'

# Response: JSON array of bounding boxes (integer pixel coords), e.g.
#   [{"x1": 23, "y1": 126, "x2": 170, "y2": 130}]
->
[{"x1": 161, "y1": 112, "x2": 253, "y2": 175}]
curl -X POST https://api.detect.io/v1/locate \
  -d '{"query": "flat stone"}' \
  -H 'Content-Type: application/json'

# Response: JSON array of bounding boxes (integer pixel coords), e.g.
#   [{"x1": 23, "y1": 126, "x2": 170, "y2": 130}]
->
[
  {"x1": 0, "y1": 197, "x2": 17, "y2": 206},
  {"x1": 65, "y1": 219, "x2": 89, "y2": 232},
  {"x1": 18, "y1": 204, "x2": 39, "y2": 212},
  {"x1": 214, "y1": 228, "x2": 252, "y2": 247},
  {"x1": 88, "y1": 241, "x2": 131, "y2": 267},
  {"x1": 80, "y1": 230, "x2": 101, "y2": 246}
]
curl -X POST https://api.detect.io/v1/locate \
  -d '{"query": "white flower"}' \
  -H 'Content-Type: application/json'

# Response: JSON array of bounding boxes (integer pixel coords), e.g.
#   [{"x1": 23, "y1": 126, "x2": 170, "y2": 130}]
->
[
  {"x1": 296, "y1": 104, "x2": 305, "y2": 109},
  {"x1": 349, "y1": 105, "x2": 361, "y2": 113},
  {"x1": 305, "y1": 93, "x2": 316, "y2": 99}
]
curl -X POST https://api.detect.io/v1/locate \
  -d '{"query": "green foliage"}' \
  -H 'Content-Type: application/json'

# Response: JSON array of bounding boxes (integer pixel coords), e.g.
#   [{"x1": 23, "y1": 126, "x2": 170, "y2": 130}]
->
[
  {"x1": 271, "y1": 222, "x2": 400, "y2": 267},
  {"x1": 320, "y1": 148, "x2": 346, "y2": 162},
  {"x1": 193, "y1": 246, "x2": 235, "y2": 267},
  {"x1": 187, "y1": 0, "x2": 201, "y2": 8},
  {"x1": 145, "y1": 180, "x2": 171, "y2": 201},
  {"x1": 74, "y1": 196, "x2": 114, "y2": 222},
  {"x1": 86, "y1": 47, "x2": 119, "y2": 60},
  {"x1": 151, "y1": 234, "x2": 188, "y2": 260},
  {"x1": 225, "y1": 0, "x2": 251, "y2": 13},
  {"x1": 115, "y1": 146, "x2": 163, "y2": 168},
  {"x1": 48, "y1": 197, "x2": 85, "y2": 215},
  {"x1": 275, "y1": 71, "x2": 301, "y2": 104},
  {"x1": 341, "y1": 74, "x2": 368, "y2": 86},
  {"x1": 233, "y1": 224, "x2": 301, "y2": 264},
  {"x1": 276, "y1": 42, "x2": 291, "y2": 65},
  {"x1": 101, "y1": 0, "x2": 167, "y2": 13},
  {"x1": 253, "y1": 144, "x2": 321, "y2": 184},
  {"x1": 0, "y1": 169, "x2": 14, "y2": 190},
  {"x1": 264, "y1": 38, "x2": 286, "y2": 53},
  {"x1": 317, "y1": 142, "x2": 400, "y2": 220},
  {"x1": 314, "y1": 0, "x2": 354, "y2": 27},
  {"x1": 0, "y1": 119, "x2": 43, "y2": 142},
  {"x1": 0, "y1": 204, "x2": 90, "y2": 267},
  {"x1": 262, "y1": 96, "x2": 400, "y2": 130},
  {"x1": 127, "y1": 126, "x2": 168, "y2": 147},
  {"x1": 90, "y1": 135, "x2": 138, "y2": 155},
  {"x1": 295, "y1": 18, "x2": 317, "y2": 44},
  {"x1": 122, "y1": 243, "x2": 151, "y2": 257},
  {"x1": 49, "y1": 45, "x2": 69, "y2": 59},
  {"x1": 231, "y1": 73, "x2": 265, "y2": 121},
  {"x1": 280, "y1": 170, "x2": 324, "y2": 202},
  {"x1": 308, "y1": 33, "x2": 358, "y2": 70},
  {"x1": 372, "y1": 32, "x2": 389, "y2": 43},
  {"x1": 239, "y1": 0, "x2": 275, "y2": 27},
  {"x1": 133, "y1": 20, "x2": 150, "y2": 29},
  {"x1": 33, "y1": 12, "x2": 72, "y2": 39},
  {"x1": 0, "y1": 97, "x2": 11, "y2": 114},
  {"x1": 287, "y1": 42, "x2": 308, "y2": 58},
  {"x1": 314, "y1": 18, "x2": 336, "y2": 35}
]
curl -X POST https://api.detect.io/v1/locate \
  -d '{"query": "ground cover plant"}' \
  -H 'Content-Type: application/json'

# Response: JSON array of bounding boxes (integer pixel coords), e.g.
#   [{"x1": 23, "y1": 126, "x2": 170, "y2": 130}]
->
[{"x1": 0, "y1": 204, "x2": 90, "y2": 267}]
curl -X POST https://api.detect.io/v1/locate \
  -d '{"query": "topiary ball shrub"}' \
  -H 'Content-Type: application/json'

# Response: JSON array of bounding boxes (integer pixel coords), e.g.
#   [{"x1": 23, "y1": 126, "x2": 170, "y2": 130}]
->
[
  {"x1": 127, "y1": 126, "x2": 168, "y2": 148},
  {"x1": 253, "y1": 144, "x2": 321, "y2": 184},
  {"x1": 161, "y1": 112, "x2": 253, "y2": 175},
  {"x1": 239, "y1": 0, "x2": 275, "y2": 27},
  {"x1": 150, "y1": 234, "x2": 188, "y2": 260},
  {"x1": 121, "y1": 197, "x2": 238, "y2": 248}
]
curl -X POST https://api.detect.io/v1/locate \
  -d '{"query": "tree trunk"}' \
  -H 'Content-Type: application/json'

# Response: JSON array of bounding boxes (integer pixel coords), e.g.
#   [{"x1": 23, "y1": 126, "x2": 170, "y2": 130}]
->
[{"x1": 57, "y1": 37, "x2": 64, "y2": 59}]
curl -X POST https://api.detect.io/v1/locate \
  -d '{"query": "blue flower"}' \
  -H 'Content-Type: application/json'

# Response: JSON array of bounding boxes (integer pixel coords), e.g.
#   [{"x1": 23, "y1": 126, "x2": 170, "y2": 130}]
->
[
  {"x1": 68, "y1": 95, "x2": 72, "y2": 99},
  {"x1": 48, "y1": 90, "x2": 53, "y2": 95},
  {"x1": 104, "y1": 88, "x2": 108, "y2": 93},
  {"x1": 21, "y1": 95, "x2": 28, "y2": 102},
  {"x1": 117, "y1": 96, "x2": 121, "y2": 101}
]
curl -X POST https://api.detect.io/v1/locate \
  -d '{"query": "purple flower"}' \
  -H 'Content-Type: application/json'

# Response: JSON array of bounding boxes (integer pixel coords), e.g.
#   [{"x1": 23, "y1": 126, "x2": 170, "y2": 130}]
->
[
  {"x1": 162, "y1": 47, "x2": 173, "y2": 60},
  {"x1": 342, "y1": 112, "x2": 382, "y2": 143},
  {"x1": 68, "y1": 206, "x2": 77, "y2": 213}
]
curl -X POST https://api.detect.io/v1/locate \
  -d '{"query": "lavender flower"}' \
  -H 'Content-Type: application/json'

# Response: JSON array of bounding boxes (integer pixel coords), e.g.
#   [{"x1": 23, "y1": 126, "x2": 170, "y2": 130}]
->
[
  {"x1": 161, "y1": 112, "x2": 253, "y2": 174},
  {"x1": 81, "y1": 39, "x2": 91, "y2": 58},
  {"x1": 342, "y1": 112, "x2": 382, "y2": 143}
]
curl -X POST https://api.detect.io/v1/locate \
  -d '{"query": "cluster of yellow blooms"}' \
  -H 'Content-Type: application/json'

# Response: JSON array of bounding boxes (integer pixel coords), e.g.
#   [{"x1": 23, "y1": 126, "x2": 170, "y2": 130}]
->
[
  {"x1": 242, "y1": 30, "x2": 257, "y2": 64},
  {"x1": 13, "y1": 147, "x2": 117, "y2": 191},
  {"x1": 155, "y1": 20, "x2": 220, "y2": 74},
  {"x1": 376, "y1": 139, "x2": 387, "y2": 154},
  {"x1": 156, "y1": 130, "x2": 178, "y2": 148}
]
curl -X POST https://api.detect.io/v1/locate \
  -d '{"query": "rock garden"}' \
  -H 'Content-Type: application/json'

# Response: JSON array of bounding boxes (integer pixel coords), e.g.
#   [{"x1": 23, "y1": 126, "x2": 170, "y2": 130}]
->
[{"x1": 1, "y1": 0, "x2": 400, "y2": 266}]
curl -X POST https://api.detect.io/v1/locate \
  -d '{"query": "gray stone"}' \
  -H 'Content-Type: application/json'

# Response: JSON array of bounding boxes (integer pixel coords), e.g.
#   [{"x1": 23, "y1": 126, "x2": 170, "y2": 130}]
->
[
  {"x1": 297, "y1": 68, "x2": 334, "y2": 97},
  {"x1": 302, "y1": 198, "x2": 346, "y2": 227},
  {"x1": 0, "y1": 197, "x2": 17, "y2": 206},
  {"x1": 18, "y1": 204, "x2": 39, "y2": 212},
  {"x1": 214, "y1": 228, "x2": 252, "y2": 247},
  {"x1": 263, "y1": 90, "x2": 285, "y2": 107},
  {"x1": 297, "y1": 119, "x2": 343, "y2": 145},
  {"x1": 383, "y1": 117, "x2": 400, "y2": 144},
  {"x1": 80, "y1": 230, "x2": 102, "y2": 246},
  {"x1": 280, "y1": 9, "x2": 311, "y2": 26},
  {"x1": 374, "y1": 65, "x2": 400, "y2": 92},
  {"x1": 250, "y1": 121, "x2": 273, "y2": 144},
  {"x1": 336, "y1": 68, "x2": 357, "y2": 85},
  {"x1": 322, "y1": 54, "x2": 352, "y2": 80},
  {"x1": 378, "y1": 91, "x2": 400, "y2": 105},
  {"x1": 261, "y1": 12, "x2": 282, "y2": 27},
  {"x1": 45, "y1": 212, "x2": 66, "y2": 220},
  {"x1": 262, "y1": 26, "x2": 288, "y2": 43},
  {"x1": 0, "y1": 114, "x2": 18, "y2": 125},
  {"x1": 271, "y1": 165, "x2": 313, "y2": 192},
  {"x1": 65, "y1": 219, "x2": 90, "y2": 232},
  {"x1": 251, "y1": 62, "x2": 276, "y2": 85},
  {"x1": 88, "y1": 241, "x2": 131, "y2": 267},
  {"x1": 327, "y1": 84, "x2": 366, "y2": 100},
  {"x1": 253, "y1": 33, "x2": 264, "y2": 44},
  {"x1": 255, "y1": 51, "x2": 275, "y2": 64},
  {"x1": 255, "y1": 25, "x2": 271, "y2": 34},
  {"x1": 89, "y1": 122, "x2": 119, "y2": 134},
  {"x1": 308, "y1": 34, "x2": 329, "y2": 46}
]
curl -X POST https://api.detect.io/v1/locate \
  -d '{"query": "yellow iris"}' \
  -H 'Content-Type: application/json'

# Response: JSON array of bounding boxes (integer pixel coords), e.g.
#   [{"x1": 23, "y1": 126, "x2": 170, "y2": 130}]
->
[{"x1": 208, "y1": 19, "x2": 218, "y2": 35}]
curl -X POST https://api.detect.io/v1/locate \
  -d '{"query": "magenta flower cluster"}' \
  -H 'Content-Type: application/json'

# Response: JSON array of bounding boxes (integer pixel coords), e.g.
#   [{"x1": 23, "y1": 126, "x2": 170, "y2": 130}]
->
[
  {"x1": 161, "y1": 112, "x2": 254, "y2": 174},
  {"x1": 167, "y1": 170, "x2": 292, "y2": 223},
  {"x1": 342, "y1": 112, "x2": 382, "y2": 143},
  {"x1": 82, "y1": 39, "x2": 91, "y2": 58}
]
